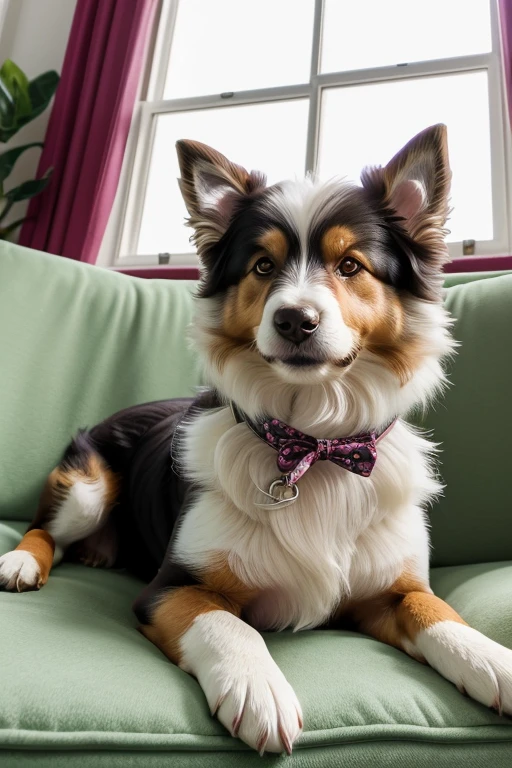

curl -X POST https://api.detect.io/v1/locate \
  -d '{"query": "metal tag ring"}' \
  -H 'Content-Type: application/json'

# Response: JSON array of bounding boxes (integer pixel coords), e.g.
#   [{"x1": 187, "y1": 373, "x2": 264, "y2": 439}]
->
[{"x1": 268, "y1": 479, "x2": 299, "y2": 502}]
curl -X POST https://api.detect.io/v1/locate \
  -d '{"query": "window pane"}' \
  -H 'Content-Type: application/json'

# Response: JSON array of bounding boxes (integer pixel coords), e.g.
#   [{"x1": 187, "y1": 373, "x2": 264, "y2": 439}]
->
[
  {"x1": 321, "y1": 0, "x2": 491, "y2": 73},
  {"x1": 137, "y1": 99, "x2": 309, "y2": 256},
  {"x1": 317, "y1": 72, "x2": 493, "y2": 242},
  {"x1": 164, "y1": 0, "x2": 315, "y2": 99}
]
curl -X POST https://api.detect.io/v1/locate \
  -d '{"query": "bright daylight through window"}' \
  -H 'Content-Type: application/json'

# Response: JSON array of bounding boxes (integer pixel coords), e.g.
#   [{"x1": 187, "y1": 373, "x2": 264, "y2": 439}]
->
[{"x1": 115, "y1": 0, "x2": 509, "y2": 265}]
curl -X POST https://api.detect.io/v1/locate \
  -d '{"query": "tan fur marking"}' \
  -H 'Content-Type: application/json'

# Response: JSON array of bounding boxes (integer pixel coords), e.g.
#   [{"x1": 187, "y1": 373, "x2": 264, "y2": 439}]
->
[
  {"x1": 326, "y1": 266, "x2": 427, "y2": 384},
  {"x1": 140, "y1": 587, "x2": 236, "y2": 665},
  {"x1": 15, "y1": 529, "x2": 55, "y2": 588},
  {"x1": 399, "y1": 592, "x2": 467, "y2": 638},
  {"x1": 257, "y1": 228, "x2": 288, "y2": 263},
  {"x1": 321, "y1": 226, "x2": 358, "y2": 266},
  {"x1": 366, "y1": 333, "x2": 428, "y2": 386},
  {"x1": 141, "y1": 558, "x2": 259, "y2": 665},
  {"x1": 222, "y1": 273, "x2": 274, "y2": 344},
  {"x1": 325, "y1": 270, "x2": 390, "y2": 339},
  {"x1": 29, "y1": 454, "x2": 120, "y2": 543},
  {"x1": 342, "y1": 572, "x2": 467, "y2": 659},
  {"x1": 321, "y1": 224, "x2": 430, "y2": 383}
]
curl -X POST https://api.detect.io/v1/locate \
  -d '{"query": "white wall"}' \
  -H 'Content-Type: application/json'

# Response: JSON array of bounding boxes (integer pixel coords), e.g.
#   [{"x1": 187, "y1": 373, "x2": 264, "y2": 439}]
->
[{"x1": 0, "y1": 0, "x2": 77, "y2": 234}]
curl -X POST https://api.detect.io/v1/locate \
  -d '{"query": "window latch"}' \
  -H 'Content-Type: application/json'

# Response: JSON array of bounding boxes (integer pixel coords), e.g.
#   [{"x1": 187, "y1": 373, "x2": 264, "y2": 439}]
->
[{"x1": 462, "y1": 240, "x2": 476, "y2": 256}]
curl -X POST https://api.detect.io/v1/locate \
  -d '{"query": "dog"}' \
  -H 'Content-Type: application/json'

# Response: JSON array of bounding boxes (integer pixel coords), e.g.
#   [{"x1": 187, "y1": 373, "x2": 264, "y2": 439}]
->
[{"x1": 2, "y1": 124, "x2": 512, "y2": 755}]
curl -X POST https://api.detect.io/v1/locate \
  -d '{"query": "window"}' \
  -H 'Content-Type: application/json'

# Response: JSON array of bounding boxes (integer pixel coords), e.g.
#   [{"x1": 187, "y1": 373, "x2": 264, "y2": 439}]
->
[{"x1": 110, "y1": 0, "x2": 510, "y2": 266}]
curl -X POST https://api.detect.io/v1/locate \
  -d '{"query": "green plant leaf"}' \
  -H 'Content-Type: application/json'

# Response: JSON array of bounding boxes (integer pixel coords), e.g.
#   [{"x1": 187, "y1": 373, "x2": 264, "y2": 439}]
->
[
  {"x1": 28, "y1": 71, "x2": 59, "y2": 115},
  {"x1": 0, "y1": 62, "x2": 59, "y2": 142},
  {"x1": 0, "y1": 80, "x2": 15, "y2": 139},
  {"x1": 0, "y1": 59, "x2": 31, "y2": 117},
  {"x1": 5, "y1": 166, "x2": 53, "y2": 203},
  {"x1": 0, "y1": 78, "x2": 19, "y2": 142},
  {"x1": 0, "y1": 59, "x2": 32, "y2": 142},
  {"x1": 10, "y1": 71, "x2": 60, "y2": 136},
  {"x1": 0, "y1": 142, "x2": 43, "y2": 184}
]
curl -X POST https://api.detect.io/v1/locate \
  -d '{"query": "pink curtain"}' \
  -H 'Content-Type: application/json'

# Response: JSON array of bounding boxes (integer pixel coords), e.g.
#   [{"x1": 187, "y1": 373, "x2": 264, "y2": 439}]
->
[
  {"x1": 500, "y1": 0, "x2": 512, "y2": 130},
  {"x1": 19, "y1": 0, "x2": 159, "y2": 263}
]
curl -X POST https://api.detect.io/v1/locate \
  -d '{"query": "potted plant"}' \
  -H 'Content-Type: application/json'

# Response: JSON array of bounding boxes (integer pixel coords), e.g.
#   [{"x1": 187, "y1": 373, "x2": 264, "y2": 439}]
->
[{"x1": 0, "y1": 59, "x2": 59, "y2": 239}]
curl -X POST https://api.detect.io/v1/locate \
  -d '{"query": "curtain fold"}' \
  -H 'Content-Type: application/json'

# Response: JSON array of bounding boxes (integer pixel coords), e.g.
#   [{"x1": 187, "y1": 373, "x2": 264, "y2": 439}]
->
[
  {"x1": 19, "y1": 0, "x2": 159, "y2": 263},
  {"x1": 499, "y1": 0, "x2": 512, "y2": 131}
]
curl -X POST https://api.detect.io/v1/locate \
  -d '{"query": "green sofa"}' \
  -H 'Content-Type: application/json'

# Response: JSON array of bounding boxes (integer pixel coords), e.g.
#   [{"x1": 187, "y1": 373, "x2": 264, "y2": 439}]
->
[{"x1": 1, "y1": 242, "x2": 512, "y2": 767}]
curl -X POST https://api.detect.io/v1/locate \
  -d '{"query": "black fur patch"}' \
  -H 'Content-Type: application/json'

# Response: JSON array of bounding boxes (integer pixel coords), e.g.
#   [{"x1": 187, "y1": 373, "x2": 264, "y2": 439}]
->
[{"x1": 198, "y1": 186, "x2": 301, "y2": 298}]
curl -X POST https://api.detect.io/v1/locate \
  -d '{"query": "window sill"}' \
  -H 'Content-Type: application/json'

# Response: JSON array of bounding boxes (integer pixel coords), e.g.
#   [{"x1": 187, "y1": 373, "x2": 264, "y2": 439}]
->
[
  {"x1": 109, "y1": 265, "x2": 200, "y2": 280},
  {"x1": 444, "y1": 254, "x2": 512, "y2": 273}
]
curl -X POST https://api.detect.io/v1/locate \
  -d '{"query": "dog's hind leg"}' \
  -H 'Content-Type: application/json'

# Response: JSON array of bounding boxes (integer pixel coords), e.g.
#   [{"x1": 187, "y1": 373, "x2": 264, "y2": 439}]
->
[
  {"x1": 0, "y1": 432, "x2": 120, "y2": 592},
  {"x1": 348, "y1": 572, "x2": 512, "y2": 716}
]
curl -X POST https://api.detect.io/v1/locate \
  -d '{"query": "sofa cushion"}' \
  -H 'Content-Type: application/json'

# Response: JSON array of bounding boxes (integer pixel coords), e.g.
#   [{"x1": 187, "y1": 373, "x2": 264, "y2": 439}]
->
[
  {"x1": 0, "y1": 243, "x2": 201, "y2": 522},
  {"x1": 2, "y1": 521, "x2": 512, "y2": 767}
]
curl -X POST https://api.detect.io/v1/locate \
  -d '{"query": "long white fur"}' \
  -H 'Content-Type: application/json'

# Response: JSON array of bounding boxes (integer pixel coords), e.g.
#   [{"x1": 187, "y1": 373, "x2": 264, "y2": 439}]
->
[
  {"x1": 46, "y1": 477, "x2": 110, "y2": 548},
  {"x1": 177, "y1": 413, "x2": 436, "y2": 631}
]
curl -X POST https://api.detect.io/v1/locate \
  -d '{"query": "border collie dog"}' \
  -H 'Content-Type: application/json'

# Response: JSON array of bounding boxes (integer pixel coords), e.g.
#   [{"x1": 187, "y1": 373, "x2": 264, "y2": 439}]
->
[{"x1": 3, "y1": 125, "x2": 512, "y2": 755}]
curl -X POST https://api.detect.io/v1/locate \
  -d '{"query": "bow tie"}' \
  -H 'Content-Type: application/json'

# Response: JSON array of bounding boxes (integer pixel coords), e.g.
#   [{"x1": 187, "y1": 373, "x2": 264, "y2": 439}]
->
[{"x1": 232, "y1": 403, "x2": 396, "y2": 486}]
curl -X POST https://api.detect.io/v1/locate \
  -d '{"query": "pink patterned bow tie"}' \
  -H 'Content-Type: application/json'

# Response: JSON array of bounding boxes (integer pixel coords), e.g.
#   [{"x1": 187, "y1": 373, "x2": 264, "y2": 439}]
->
[{"x1": 232, "y1": 404, "x2": 396, "y2": 486}]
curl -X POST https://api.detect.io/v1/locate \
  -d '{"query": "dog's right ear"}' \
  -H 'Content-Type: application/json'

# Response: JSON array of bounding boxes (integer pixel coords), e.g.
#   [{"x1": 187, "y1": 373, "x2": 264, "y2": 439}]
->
[{"x1": 176, "y1": 140, "x2": 266, "y2": 254}]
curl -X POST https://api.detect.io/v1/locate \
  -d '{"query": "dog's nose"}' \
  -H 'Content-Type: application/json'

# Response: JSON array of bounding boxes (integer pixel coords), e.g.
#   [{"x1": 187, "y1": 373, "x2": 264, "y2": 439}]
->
[{"x1": 273, "y1": 306, "x2": 320, "y2": 344}]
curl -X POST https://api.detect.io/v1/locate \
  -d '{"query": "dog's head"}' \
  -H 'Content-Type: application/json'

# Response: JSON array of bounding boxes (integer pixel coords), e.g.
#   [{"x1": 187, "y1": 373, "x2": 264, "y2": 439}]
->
[{"x1": 176, "y1": 126, "x2": 453, "y2": 417}]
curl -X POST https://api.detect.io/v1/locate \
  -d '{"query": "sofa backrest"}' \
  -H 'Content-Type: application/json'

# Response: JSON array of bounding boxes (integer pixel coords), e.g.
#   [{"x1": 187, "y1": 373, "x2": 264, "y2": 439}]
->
[
  {"x1": 1, "y1": 243, "x2": 511, "y2": 569},
  {"x1": 426, "y1": 273, "x2": 512, "y2": 566},
  {"x1": 0, "y1": 244, "x2": 201, "y2": 522}
]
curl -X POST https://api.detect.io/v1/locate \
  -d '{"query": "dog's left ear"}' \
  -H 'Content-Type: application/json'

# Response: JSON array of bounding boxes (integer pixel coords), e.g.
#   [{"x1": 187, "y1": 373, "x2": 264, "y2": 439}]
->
[
  {"x1": 361, "y1": 124, "x2": 451, "y2": 298},
  {"x1": 362, "y1": 124, "x2": 451, "y2": 241},
  {"x1": 176, "y1": 140, "x2": 266, "y2": 254}
]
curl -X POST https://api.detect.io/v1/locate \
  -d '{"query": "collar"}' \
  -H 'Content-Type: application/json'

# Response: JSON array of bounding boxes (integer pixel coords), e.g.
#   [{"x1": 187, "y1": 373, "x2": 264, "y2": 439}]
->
[{"x1": 231, "y1": 402, "x2": 396, "y2": 486}]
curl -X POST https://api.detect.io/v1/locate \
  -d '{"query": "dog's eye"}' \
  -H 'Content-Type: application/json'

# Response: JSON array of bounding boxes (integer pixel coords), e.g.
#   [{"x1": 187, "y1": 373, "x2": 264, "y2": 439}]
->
[
  {"x1": 254, "y1": 257, "x2": 275, "y2": 276},
  {"x1": 337, "y1": 257, "x2": 362, "y2": 277}
]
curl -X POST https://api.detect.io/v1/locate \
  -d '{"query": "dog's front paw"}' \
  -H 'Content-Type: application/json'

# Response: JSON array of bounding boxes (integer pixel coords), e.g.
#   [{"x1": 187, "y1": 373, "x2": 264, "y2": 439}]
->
[
  {"x1": 210, "y1": 654, "x2": 302, "y2": 754},
  {"x1": 180, "y1": 611, "x2": 303, "y2": 754},
  {"x1": 417, "y1": 621, "x2": 512, "y2": 714},
  {"x1": 0, "y1": 550, "x2": 41, "y2": 591}
]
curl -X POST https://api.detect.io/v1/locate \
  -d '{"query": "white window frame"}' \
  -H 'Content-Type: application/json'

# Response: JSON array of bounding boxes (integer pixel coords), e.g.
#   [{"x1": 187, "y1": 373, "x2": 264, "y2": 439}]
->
[{"x1": 104, "y1": 0, "x2": 511, "y2": 267}]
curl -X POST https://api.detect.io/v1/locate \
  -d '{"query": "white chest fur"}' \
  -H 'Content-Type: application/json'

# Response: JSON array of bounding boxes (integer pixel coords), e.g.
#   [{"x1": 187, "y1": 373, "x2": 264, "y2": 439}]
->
[{"x1": 175, "y1": 407, "x2": 439, "y2": 631}]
